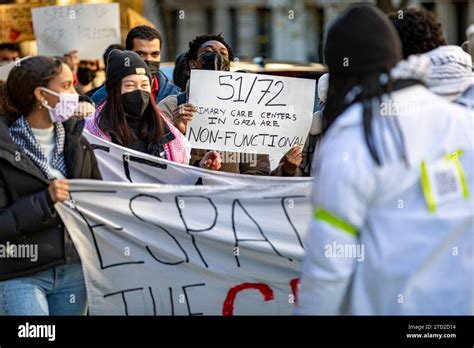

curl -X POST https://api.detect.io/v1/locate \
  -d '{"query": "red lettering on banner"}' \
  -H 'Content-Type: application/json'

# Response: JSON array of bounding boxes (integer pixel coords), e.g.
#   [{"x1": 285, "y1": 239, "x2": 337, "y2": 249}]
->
[
  {"x1": 222, "y1": 283, "x2": 274, "y2": 316},
  {"x1": 290, "y1": 278, "x2": 300, "y2": 304}
]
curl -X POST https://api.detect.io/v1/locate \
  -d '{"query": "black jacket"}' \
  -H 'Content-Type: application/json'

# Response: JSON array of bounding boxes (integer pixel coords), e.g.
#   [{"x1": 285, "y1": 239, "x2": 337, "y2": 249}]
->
[{"x1": 0, "y1": 116, "x2": 101, "y2": 281}]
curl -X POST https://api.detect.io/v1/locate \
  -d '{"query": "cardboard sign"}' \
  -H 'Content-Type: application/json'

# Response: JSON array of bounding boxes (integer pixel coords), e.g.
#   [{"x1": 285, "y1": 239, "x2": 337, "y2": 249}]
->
[{"x1": 32, "y1": 3, "x2": 121, "y2": 60}]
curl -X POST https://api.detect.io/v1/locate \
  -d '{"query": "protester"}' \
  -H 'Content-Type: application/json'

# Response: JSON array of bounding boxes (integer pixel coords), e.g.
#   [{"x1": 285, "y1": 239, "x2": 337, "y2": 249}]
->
[
  {"x1": 85, "y1": 44, "x2": 124, "y2": 99},
  {"x1": 272, "y1": 73, "x2": 328, "y2": 177},
  {"x1": 61, "y1": 50, "x2": 80, "y2": 85},
  {"x1": 86, "y1": 50, "x2": 190, "y2": 164},
  {"x1": 91, "y1": 26, "x2": 180, "y2": 105},
  {"x1": 0, "y1": 43, "x2": 20, "y2": 65},
  {"x1": 75, "y1": 60, "x2": 100, "y2": 94},
  {"x1": 295, "y1": 3, "x2": 473, "y2": 315},
  {"x1": 0, "y1": 56, "x2": 102, "y2": 315},
  {"x1": 158, "y1": 34, "x2": 270, "y2": 175},
  {"x1": 425, "y1": 45, "x2": 474, "y2": 107},
  {"x1": 388, "y1": 8, "x2": 447, "y2": 58}
]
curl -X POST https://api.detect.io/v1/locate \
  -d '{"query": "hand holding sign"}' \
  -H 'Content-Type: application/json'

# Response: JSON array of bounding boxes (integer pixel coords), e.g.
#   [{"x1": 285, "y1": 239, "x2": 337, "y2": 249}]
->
[
  {"x1": 199, "y1": 151, "x2": 222, "y2": 171},
  {"x1": 187, "y1": 70, "x2": 315, "y2": 158},
  {"x1": 173, "y1": 103, "x2": 198, "y2": 134}
]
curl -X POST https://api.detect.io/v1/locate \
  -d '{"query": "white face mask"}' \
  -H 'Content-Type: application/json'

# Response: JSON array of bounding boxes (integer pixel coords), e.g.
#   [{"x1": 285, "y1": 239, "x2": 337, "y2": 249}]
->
[{"x1": 40, "y1": 87, "x2": 79, "y2": 123}]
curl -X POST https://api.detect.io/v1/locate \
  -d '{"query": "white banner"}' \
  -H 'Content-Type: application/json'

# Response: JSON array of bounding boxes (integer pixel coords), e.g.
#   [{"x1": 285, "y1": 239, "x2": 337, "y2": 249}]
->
[
  {"x1": 32, "y1": 3, "x2": 121, "y2": 60},
  {"x1": 187, "y1": 70, "x2": 315, "y2": 157},
  {"x1": 57, "y1": 180, "x2": 311, "y2": 315},
  {"x1": 84, "y1": 131, "x2": 313, "y2": 185}
]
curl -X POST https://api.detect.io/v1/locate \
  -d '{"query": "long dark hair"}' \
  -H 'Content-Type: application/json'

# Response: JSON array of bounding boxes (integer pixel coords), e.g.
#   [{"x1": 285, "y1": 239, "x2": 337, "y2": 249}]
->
[
  {"x1": 0, "y1": 56, "x2": 63, "y2": 121},
  {"x1": 323, "y1": 69, "x2": 407, "y2": 166},
  {"x1": 98, "y1": 84, "x2": 166, "y2": 146}
]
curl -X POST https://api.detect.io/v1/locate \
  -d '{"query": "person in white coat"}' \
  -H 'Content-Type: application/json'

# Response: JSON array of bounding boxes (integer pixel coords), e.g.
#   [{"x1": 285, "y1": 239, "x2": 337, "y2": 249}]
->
[{"x1": 295, "y1": 3, "x2": 474, "y2": 315}]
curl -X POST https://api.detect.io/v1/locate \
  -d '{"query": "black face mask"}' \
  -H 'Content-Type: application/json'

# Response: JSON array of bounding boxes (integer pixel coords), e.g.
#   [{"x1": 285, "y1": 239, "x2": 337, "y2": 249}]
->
[
  {"x1": 122, "y1": 90, "x2": 150, "y2": 118},
  {"x1": 198, "y1": 51, "x2": 230, "y2": 71},
  {"x1": 144, "y1": 60, "x2": 160, "y2": 76},
  {"x1": 77, "y1": 67, "x2": 96, "y2": 85}
]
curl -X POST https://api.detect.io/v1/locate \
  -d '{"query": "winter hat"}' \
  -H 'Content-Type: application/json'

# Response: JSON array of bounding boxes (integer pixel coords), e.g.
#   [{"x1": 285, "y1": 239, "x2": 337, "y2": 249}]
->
[
  {"x1": 105, "y1": 49, "x2": 152, "y2": 91},
  {"x1": 324, "y1": 3, "x2": 403, "y2": 76},
  {"x1": 317, "y1": 73, "x2": 329, "y2": 103},
  {"x1": 425, "y1": 45, "x2": 474, "y2": 101}
]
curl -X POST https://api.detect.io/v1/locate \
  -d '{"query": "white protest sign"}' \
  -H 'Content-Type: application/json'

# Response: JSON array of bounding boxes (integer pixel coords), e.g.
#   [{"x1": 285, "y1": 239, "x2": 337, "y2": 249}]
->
[
  {"x1": 84, "y1": 131, "x2": 313, "y2": 185},
  {"x1": 0, "y1": 56, "x2": 31, "y2": 81},
  {"x1": 32, "y1": 3, "x2": 121, "y2": 60},
  {"x1": 57, "y1": 180, "x2": 311, "y2": 315},
  {"x1": 186, "y1": 70, "x2": 315, "y2": 157}
]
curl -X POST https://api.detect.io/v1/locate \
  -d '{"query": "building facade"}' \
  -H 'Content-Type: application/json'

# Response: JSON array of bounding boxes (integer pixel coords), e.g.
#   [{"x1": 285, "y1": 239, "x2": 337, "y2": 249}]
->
[{"x1": 147, "y1": 0, "x2": 474, "y2": 62}]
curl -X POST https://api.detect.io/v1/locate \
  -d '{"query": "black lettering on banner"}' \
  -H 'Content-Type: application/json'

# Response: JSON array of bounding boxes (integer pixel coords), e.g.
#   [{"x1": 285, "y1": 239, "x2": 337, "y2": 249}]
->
[
  {"x1": 182, "y1": 283, "x2": 206, "y2": 316},
  {"x1": 148, "y1": 286, "x2": 157, "y2": 315},
  {"x1": 68, "y1": 191, "x2": 145, "y2": 269},
  {"x1": 231, "y1": 199, "x2": 291, "y2": 267},
  {"x1": 129, "y1": 194, "x2": 189, "y2": 265},
  {"x1": 103, "y1": 287, "x2": 143, "y2": 316},
  {"x1": 122, "y1": 154, "x2": 168, "y2": 183},
  {"x1": 264, "y1": 195, "x2": 307, "y2": 249},
  {"x1": 169, "y1": 287, "x2": 175, "y2": 316},
  {"x1": 175, "y1": 196, "x2": 218, "y2": 268},
  {"x1": 90, "y1": 144, "x2": 110, "y2": 152}
]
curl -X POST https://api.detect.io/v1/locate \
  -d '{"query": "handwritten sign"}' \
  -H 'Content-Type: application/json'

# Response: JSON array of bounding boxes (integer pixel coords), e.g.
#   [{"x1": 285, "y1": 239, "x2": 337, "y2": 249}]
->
[
  {"x1": 0, "y1": 3, "x2": 41, "y2": 43},
  {"x1": 186, "y1": 70, "x2": 315, "y2": 156},
  {"x1": 32, "y1": 3, "x2": 121, "y2": 60},
  {"x1": 84, "y1": 131, "x2": 313, "y2": 185},
  {"x1": 0, "y1": 56, "x2": 31, "y2": 81},
  {"x1": 57, "y1": 180, "x2": 311, "y2": 315}
]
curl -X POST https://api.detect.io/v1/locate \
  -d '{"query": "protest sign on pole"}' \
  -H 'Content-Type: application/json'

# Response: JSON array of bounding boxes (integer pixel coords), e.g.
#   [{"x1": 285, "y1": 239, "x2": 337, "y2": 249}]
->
[
  {"x1": 186, "y1": 70, "x2": 315, "y2": 157},
  {"x1": 32, "y1": 3, "x2": 121, "y2": 60},
  {"x1": 84, "y1": 131, "x2": 313, "y2": 185},
  {"x1": 57, "y1": 180, "x2": 311, "y2": 315},
  {"x1": 0, "y1": 3, "x2": 41, "y2": 43}
]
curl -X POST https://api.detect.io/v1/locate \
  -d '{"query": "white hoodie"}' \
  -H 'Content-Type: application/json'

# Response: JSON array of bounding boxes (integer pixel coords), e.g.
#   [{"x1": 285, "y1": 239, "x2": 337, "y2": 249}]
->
[{"x1": 295, "y1": 85, "x2": 474, "y2": 315}]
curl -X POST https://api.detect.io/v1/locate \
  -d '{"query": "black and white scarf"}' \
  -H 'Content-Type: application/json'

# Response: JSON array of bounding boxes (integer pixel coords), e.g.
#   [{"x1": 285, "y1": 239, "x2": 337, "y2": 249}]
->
[{"x1": 10, "y1": 116, "x2": 68, "y2": 179}]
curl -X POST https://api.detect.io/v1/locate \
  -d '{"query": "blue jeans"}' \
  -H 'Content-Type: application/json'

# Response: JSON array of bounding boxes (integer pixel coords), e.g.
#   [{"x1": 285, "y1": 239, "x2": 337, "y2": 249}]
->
[{"x1": 0, "y1": 263, "x2": 87, "y2": 315}]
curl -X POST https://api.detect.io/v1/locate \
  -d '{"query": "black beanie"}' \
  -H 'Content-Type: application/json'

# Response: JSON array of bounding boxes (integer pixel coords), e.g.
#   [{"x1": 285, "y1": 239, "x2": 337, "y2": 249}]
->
[
  {"x1": 324, "y1": 3, "x2": 403, "y2": 76},
  {"x1": 105, "y1": 49, "x2": 152, "y2": 91}
]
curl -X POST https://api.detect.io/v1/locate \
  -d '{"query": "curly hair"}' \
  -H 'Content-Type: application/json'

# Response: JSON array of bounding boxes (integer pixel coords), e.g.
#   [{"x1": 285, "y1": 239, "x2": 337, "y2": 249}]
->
[
  {"x1": 388, "y1": 8, "x2": 447, "y2": 58},
  {"x1": 185, "y1": 34, "x2": 235, "y2": 67}
]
